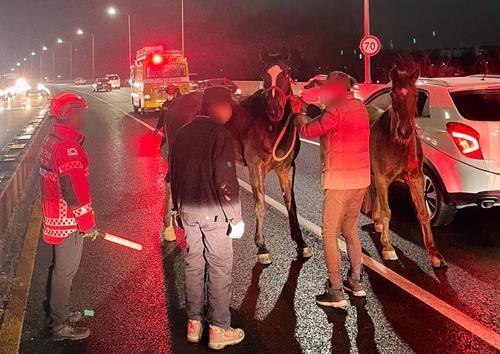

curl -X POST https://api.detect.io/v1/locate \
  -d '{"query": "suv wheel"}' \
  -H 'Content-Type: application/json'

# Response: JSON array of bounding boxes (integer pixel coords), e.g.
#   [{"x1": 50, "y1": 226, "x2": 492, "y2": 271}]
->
[{"x1": 423, "y1": 167, "x2": 456, "y2": 226}]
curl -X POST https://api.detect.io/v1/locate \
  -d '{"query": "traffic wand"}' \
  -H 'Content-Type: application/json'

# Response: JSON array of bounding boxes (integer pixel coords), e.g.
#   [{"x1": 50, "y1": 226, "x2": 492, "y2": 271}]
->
[{"x1": 101, "y1": 232, "x2": 143, "y2": 251}]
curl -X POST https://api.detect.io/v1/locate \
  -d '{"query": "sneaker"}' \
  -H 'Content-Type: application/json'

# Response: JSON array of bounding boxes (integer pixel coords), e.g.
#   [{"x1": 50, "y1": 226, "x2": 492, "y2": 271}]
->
[
  {"x1": 51, "y1": 322, "x2": 90, "y2": 341},
  {"x1": 343, "y1": 276, "x2": 366, "y2": 297},
  {"x1": 208, "y1": 325, "x2": 245, "y2": 350},
  {"x1": 187, "y1": 319, "x2": 203, "y2": 343},
  {"x1": 344, "y1": 269, "x2": 367, "y2": 297},
  {"x1": 69, "y1": 310, "x2": 82, "y2": 323},
  {"x1": 315, "y1": 280, "x2": 348, "y2": 307}
]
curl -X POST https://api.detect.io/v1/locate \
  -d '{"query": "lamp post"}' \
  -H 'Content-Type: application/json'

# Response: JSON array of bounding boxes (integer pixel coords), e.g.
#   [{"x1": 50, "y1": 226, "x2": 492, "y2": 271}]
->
[
  {"x1": 363, "y1": 0, "x2": 371, "y2": 83},
  {"x1": 181, "y1": 0, "x2": 185, "y2": 54},
  {"x1": 107, "y1": 6, "x2": 132, "y2": 66},
  {"x1": 58, "y1": 38, "x2": 73, "y2": 79},
  {"x1": 77, "y1": 28, "x2": 96, "y2": 80},
  {"x1": 40, "y1": 46, "x2": 48, "y2": 80},
  {"x1": 30, "y1": 51, "x2": 36, "y2": 79}
]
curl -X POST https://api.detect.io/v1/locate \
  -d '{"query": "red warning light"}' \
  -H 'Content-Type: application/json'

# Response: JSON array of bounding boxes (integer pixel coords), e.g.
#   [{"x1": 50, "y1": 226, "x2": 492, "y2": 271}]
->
[{"x1": 152, "y1": 54, "x2": 164, "y2": 65}]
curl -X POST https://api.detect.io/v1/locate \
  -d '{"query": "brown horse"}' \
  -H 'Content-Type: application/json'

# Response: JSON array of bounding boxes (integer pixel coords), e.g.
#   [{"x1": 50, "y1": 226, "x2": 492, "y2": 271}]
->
[
  {"x1": 369, "y1": 68, "x2": 446, "y2": 268},
  {"x1": 161, "y1": 47, "x2": 313, "y2": 265}
]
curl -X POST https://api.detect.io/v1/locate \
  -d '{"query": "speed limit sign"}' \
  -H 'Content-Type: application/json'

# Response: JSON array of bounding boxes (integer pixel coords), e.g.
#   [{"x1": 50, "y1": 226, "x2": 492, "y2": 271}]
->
[{"x1": 359, "y1": 35, "x2": 382, "y2": 56}]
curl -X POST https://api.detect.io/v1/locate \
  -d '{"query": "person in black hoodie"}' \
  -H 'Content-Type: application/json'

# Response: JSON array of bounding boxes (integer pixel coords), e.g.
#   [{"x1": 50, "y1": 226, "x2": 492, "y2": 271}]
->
[{"x1": 170, "y1": 86, "x2": 245, "y2": 350}]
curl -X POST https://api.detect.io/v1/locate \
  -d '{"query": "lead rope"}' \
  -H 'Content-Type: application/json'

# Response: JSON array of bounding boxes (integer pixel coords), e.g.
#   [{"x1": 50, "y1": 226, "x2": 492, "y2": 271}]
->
[
  {"x1": 265, "y1": 80, "x2": 298, "y2": 162},
  {"x1": 272, "y1": 112, "x2": 297, "y2": 162}
]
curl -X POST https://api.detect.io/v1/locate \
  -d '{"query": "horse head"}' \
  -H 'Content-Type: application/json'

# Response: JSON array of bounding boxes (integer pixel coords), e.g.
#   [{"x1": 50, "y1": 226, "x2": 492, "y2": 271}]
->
[
  {"x1": 389, "y1": 67, "x2": 420, "y2": 141},
  {"x1": 260, "y1": 47, "x2": 292, "y2": 122}
]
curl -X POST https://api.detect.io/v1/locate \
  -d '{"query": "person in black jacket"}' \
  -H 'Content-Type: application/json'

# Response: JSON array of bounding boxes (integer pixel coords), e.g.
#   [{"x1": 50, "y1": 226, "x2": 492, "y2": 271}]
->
[{"x1": 170, "y1": 86, "x2": 245, "y2": 350}]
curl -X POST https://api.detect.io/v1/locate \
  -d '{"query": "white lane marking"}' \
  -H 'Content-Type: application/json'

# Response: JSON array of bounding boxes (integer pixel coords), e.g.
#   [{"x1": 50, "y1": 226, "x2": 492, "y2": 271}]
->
[
  {"x1": 72, "y1": 89, "x2": 156, "y2": 132},
  {"x1": 236, "y1": 179, "x2": 500, "y2": 350},
  {"x1": 73, "y1": 89, "x2": 500, "y2": 349}
]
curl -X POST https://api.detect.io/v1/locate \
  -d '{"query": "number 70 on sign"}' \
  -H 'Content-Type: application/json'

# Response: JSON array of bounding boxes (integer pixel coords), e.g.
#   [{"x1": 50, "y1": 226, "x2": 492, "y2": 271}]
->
[{"x1": 359, "y1": 35, "x2": 382, "y2": 56}]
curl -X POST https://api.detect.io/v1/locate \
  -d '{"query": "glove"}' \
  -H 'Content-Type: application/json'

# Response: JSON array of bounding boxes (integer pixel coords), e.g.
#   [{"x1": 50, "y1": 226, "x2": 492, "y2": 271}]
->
[
  {"x1": 227, "y1": 220, "x2": 245, "y2": 239},
  {"x1": 81, "y1": 228, "x2": 102, "y2": 241}
]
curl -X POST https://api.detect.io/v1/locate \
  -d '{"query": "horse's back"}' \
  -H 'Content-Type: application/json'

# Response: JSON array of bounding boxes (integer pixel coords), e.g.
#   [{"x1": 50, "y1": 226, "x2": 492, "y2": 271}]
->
[{"x1": 165, "y1": 92, "x2": 203, "y2": 150}]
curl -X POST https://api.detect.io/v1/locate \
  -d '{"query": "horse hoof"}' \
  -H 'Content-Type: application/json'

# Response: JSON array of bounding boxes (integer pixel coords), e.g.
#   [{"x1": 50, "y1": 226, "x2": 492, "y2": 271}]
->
[
  {"x1": 257, "y1": 253, "x2": 272, "y2": 265},
  {"x1": 162, "y1": 225, "x2": 176, "y2": 242},
  {"x1": 300, "y1": 247, "x2": 313, "y2": 258},
  {"x1": 374, "y1": 223, "x2": 383, "y2": 233},
  {"x1": 431, "y1": 256, "x2": 448, "y2": 268},
  {"x1": 382, "y1": 249, "x2": 398, "y2": 261}
]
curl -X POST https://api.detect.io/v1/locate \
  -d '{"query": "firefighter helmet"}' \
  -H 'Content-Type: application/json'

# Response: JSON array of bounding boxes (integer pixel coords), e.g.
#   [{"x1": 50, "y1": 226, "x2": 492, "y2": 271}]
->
[{"x1": 50, "y1": 92, "x2": 88, "y2": 120}]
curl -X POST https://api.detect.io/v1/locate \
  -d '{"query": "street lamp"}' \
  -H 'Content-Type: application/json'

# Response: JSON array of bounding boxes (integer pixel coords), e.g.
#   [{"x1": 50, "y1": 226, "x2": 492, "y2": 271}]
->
[
  {"x1": 181, "y1": 0, "x2": 185, "y2": 54},
  {"x1": 23, "y1": 57, "x2": 27, "y2": 61},
  {"x1": 10, "y1": 68, "x2": 14, "y2": 72},
  {"x1": 16, "y1": 62, "x2": 21, "y2": 66},
  {"x1": 40, "y1": 45, "x2": 48, "y2": 79},
  {"x1": 57, "y1": 38, "x2": 73, "y2": 79},
  {"x1": 107, "y1": 6, "x2": 132, "y2": 66},
  {"x1": 76, "y1": 28, "x2": 96, "y2": 80}
]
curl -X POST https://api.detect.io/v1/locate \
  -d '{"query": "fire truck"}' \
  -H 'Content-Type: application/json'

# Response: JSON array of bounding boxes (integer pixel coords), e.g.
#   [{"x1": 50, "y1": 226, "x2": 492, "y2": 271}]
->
[{"x1": 130, "y1": 46, "x2": 190, "y2": 114}]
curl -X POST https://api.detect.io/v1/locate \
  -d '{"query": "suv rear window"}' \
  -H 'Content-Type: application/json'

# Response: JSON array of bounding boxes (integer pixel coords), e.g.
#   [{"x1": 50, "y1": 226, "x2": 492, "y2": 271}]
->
[
  {"x1": 107, "y1": 75, "x2": 119, "y2": 80},
  {"x1": 451, "y1": 90, "x2": 500, "y2": 121}
]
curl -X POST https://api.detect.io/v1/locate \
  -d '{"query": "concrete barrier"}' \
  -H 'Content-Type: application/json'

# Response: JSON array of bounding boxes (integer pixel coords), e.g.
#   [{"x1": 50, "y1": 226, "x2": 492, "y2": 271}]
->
[{"x1": 0, "y1": 106, "x2": 51, "y2": 234}]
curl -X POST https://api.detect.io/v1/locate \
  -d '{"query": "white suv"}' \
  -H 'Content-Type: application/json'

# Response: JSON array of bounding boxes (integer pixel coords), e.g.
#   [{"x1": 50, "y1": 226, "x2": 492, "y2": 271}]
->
[
  {"x1": 105, "y1": 74, "x2": 121, "y2": 89},
  {"x1": 365, "y1": 75, "x2": 500, "y2": 226}
]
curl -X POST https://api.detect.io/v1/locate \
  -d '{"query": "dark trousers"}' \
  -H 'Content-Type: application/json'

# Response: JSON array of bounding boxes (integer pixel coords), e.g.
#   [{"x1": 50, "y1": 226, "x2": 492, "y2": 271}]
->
[
  {"x1": 46, "y1": 232, "x2": 84, "y2": 328},
  {"x1": 182, "y1": 215, "x2": 233, "y2": 329}
]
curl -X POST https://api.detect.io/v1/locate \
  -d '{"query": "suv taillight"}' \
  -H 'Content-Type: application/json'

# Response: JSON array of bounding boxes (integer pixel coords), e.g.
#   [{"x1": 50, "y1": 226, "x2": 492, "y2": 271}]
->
[{"x1": 446, "y1": 122, "x2": 483, "y2": 160}]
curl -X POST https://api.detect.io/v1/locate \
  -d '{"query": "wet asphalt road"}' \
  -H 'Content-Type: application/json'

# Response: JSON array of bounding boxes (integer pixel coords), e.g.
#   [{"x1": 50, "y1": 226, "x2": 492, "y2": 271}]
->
[
  {"x1": 19, "y1": 86, "x2": 499, "y2": 353},
  {"x1": 0, "y1": 94, "x2": 48, "y2": 149}
]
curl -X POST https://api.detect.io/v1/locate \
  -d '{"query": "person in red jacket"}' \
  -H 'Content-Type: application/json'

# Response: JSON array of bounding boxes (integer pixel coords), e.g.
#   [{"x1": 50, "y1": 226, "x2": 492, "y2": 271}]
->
[
  {"x1": 39, "y1": 92, "x2": 98, "y2": 341},
  {"x1": 291, "y1": 72, "x2": 370, "y2": 308}
]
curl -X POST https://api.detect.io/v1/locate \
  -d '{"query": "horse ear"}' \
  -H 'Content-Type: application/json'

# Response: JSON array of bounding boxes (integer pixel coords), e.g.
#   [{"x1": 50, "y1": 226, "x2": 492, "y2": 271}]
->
[
  {"x1": 389, "y1": 67, "x2": 399, "y2": 82},
  {"x1": 260, "y1": 46, "x2": 270, "y2": 63},
  {"x1": 280, "y1": 47, "x2": 291, "y2": 62},
  {"x1": 410, "y1": 67, "x2": 420, "y2": 82}
]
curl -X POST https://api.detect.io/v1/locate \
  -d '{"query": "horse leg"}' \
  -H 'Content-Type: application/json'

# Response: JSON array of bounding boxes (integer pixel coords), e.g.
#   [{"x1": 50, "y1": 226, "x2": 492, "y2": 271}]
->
[
  {"x1": 407, "y1": 175, "x2": 447, "y2": 268},
  {"x1": 249, "y1": 163, "x2": 271, "y2": 264},
  {"x1": 276, "y1": 163, "x2": 313, "y2": 258},
  {"x1": 374, "y1": 176, "x2": 398, "y2": 260},
  {"x1": 162, "y1": 174, "x2": 176, "y2": 241},
  {"x1": 372, "y1": 196, "x2": 383, "y2": 233}
]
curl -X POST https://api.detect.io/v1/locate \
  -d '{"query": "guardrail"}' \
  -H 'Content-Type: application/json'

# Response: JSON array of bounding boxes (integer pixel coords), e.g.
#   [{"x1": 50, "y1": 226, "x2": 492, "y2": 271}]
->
[{"x1": 0, "y1": 106, "x2": 51, "y2": 233}]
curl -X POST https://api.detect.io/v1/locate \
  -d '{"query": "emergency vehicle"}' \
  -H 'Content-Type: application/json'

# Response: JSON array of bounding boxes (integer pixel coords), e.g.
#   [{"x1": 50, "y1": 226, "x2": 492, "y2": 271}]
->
[{"x1": 130, "y1": 46, "x2": 190, "y2": 114}]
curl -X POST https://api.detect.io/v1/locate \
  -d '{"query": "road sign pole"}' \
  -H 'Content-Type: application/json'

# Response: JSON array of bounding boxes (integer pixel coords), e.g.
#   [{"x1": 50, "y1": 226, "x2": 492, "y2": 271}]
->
[{"x1": 363, "y1": 0, "x2": 371, "y2": 83}]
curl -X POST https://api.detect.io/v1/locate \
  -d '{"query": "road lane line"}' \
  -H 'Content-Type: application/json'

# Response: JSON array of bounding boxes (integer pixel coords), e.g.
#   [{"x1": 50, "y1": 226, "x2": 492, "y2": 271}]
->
[
  {"x1": 0, "y1": 199, "x2": 42, "y2": 354},
  {"x1": 70, "y1": 89, "x2": 500, "y2": 349},
  {"x1": 236, "y1": 179, "x2": 500, "y2": 350}
]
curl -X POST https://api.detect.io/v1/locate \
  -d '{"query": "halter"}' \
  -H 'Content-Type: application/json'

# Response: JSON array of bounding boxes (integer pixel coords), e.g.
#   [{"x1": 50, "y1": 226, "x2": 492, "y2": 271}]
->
[{"x1": 264, "y1": 81, "x2": 293, "y2": 102}]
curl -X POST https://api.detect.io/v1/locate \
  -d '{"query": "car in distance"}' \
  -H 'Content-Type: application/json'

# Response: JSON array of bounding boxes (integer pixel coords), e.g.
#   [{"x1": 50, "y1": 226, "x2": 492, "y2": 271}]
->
[
  {"x1": 26, "y1": 83, "x2": 49, "y2": 97},
  {"x1": 197, "y1": 78, "x2": 242, "y2": 97},
  {"x1": 106, "y1": 74, "x2": 121, "y2": 89},
  {"x1": 74, "y1": 77, "x2": 87, "y2": 85},
  {"x1": 92, "y1": 78, "x2": 112, "y2": 92},
  {"x1": 365, "y1": 75, "x2": 500, "y2": 226}
]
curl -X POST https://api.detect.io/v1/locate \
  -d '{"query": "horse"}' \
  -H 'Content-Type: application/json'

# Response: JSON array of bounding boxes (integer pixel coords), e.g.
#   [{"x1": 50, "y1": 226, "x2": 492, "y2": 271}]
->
[
  {"x1": 369, "y1": 67, "x2": 446, "y2": 268},
  {"x1": 161, "y1": 47, "x2": 313, "y2": 265}
]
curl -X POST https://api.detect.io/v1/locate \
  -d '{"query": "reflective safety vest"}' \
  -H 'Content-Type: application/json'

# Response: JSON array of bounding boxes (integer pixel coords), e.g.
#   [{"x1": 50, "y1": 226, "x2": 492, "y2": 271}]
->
[{"x1": 39, "y1": 123, "x2": 95, "y2": 245}]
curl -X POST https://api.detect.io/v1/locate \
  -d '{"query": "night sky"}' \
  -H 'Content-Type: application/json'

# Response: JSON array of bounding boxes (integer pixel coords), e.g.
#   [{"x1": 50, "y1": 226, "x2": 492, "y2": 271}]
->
[{"x1": 1, "y1": 0, "x2": 499, "y2": 80}]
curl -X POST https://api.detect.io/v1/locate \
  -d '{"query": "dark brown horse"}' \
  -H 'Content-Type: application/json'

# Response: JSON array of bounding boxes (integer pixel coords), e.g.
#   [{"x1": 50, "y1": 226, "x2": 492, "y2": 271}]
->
[
  {"x1": 369, "y1": 68, "x2": 446, "y2": 268},
  {"x1": 162, "y1": 48, "x2": 313, "y2": 265}
]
